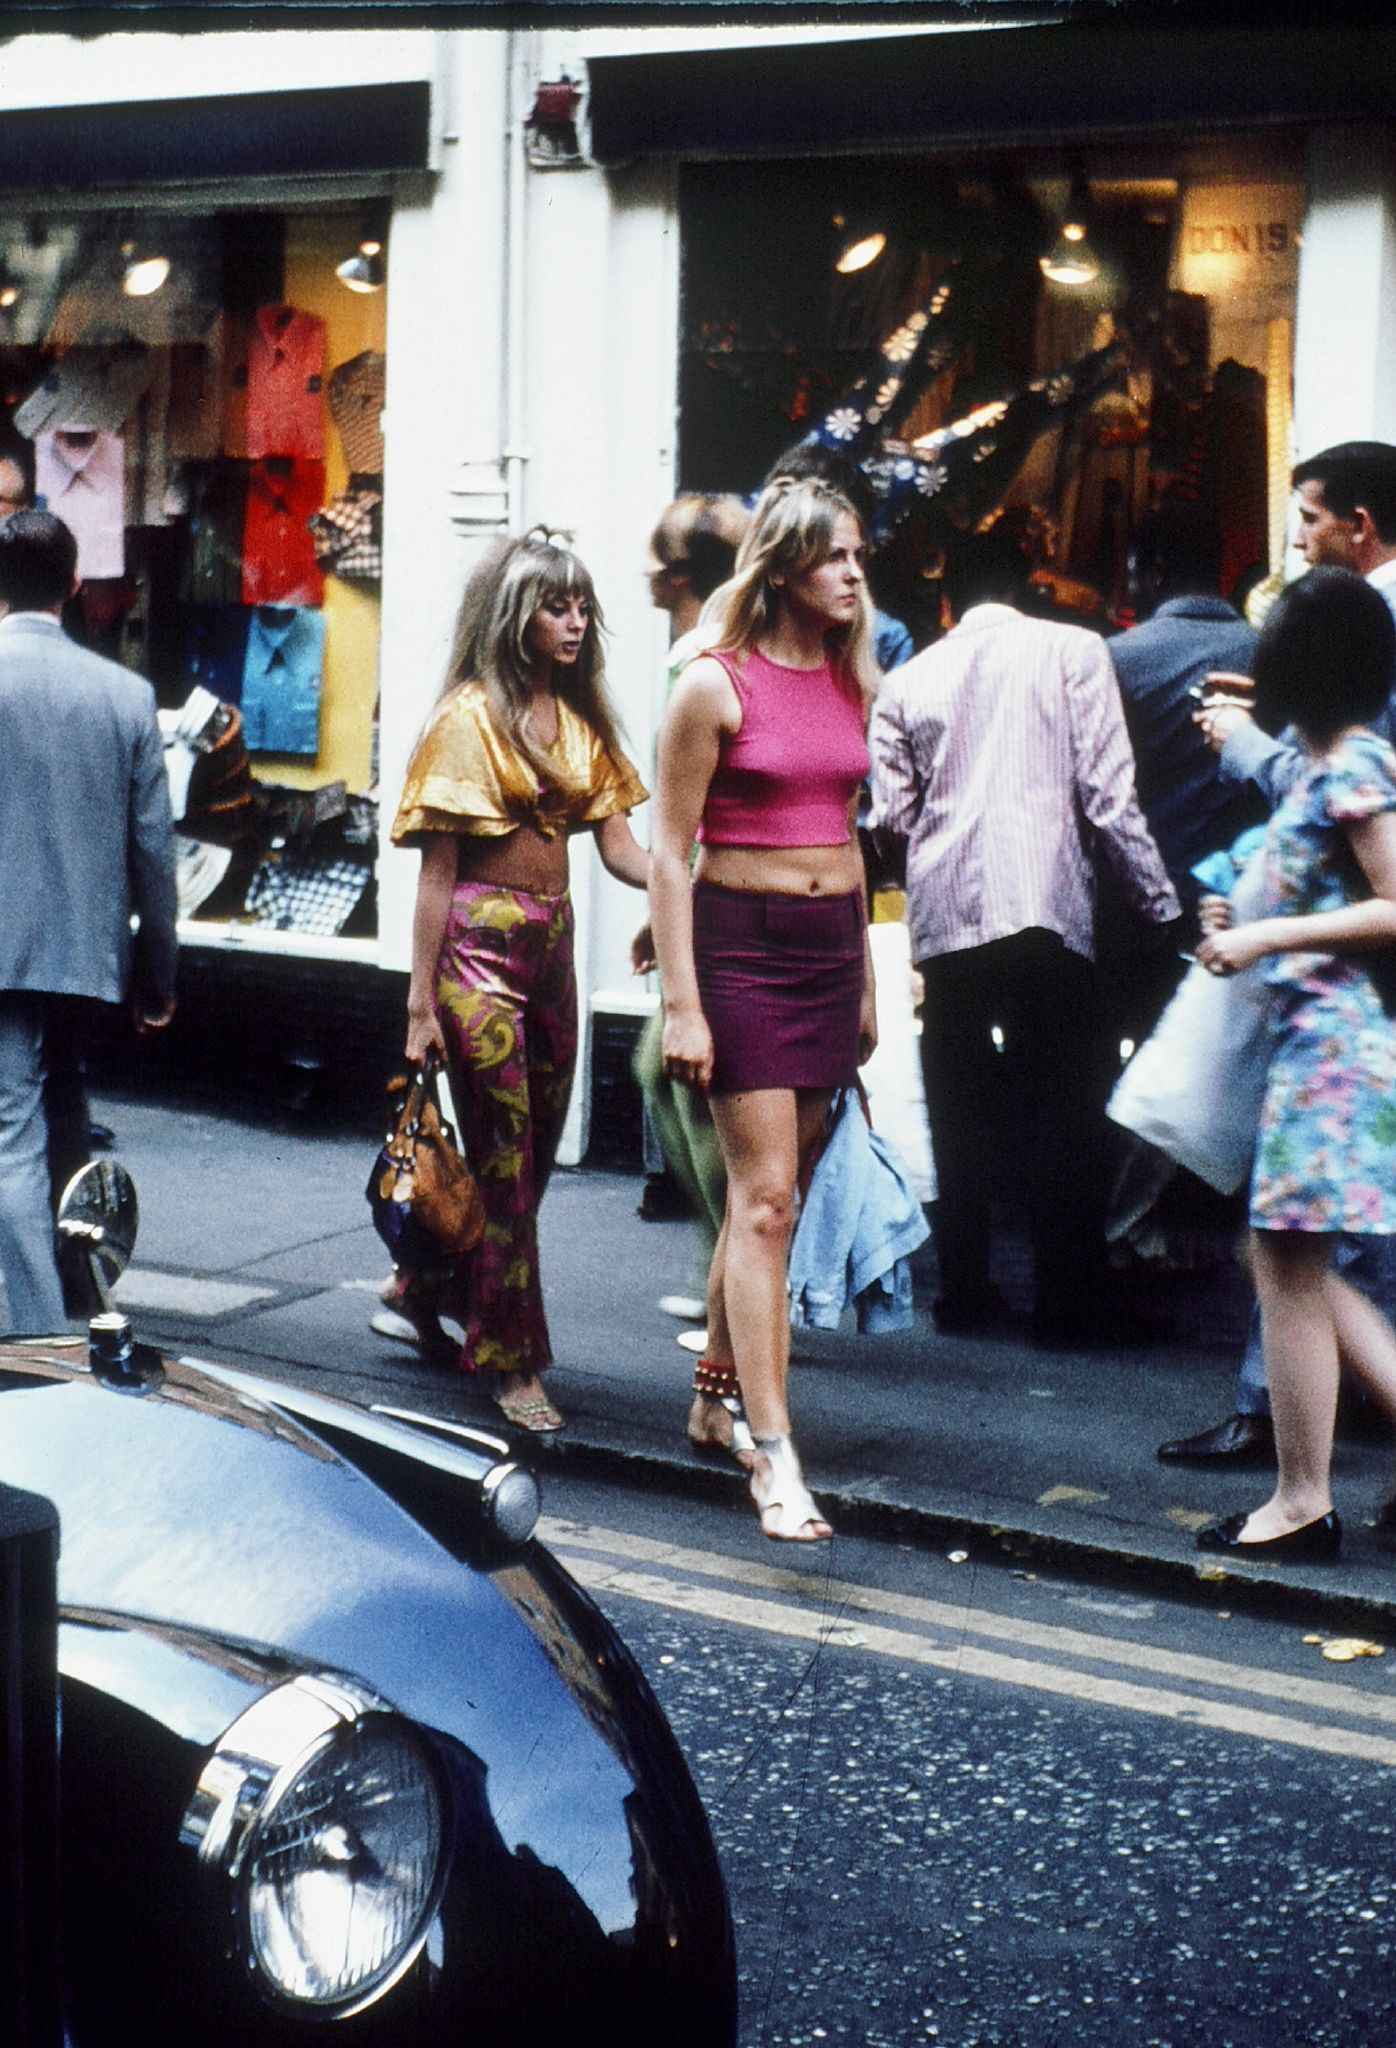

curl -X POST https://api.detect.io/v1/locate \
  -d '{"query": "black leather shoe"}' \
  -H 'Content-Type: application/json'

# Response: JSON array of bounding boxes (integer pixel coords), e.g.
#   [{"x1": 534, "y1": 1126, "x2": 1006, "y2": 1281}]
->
[
  {"x1": 1195, "y1": 1509, "x2": 1342, "y2": 1562},
  {"x1": 1157, "y1": 1412, "x2": 1275, "y2": 1466}
]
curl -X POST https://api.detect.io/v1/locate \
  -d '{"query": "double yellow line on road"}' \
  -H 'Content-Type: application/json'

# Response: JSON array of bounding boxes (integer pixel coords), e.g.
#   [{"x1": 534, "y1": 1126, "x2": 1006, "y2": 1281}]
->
[{"x1": 542, "y1": 1516, "x2": 1396, "y2": 1768}]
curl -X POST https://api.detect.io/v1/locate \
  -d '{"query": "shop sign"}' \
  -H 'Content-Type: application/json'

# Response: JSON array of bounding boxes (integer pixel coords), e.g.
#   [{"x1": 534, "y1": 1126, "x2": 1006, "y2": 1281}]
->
[{"x1": 1174, "y1": 182, "x2": 1303, "y2": 314}]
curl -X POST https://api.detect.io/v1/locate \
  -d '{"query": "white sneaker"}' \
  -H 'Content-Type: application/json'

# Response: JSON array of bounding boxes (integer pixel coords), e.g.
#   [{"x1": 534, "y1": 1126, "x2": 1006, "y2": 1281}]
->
[
  {"x1": 676, "y1": 1327, "x2": 709, "y2": 1354},
  {"x1": 658, "y1": 1293, "x2": 706, "y2": 1320}
]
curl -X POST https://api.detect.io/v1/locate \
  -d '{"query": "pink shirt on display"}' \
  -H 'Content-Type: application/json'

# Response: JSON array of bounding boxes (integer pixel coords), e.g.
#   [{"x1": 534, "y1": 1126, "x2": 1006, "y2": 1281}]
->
[{"x1": 36, "y1": 429, "x2": 125, "y2": 579}]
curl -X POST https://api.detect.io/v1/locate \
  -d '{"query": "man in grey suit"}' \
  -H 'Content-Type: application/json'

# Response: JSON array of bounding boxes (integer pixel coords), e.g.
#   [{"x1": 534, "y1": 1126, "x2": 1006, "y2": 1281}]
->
[{"x1": 0, "y1": 510, "x2": 177, "y2": 1333}]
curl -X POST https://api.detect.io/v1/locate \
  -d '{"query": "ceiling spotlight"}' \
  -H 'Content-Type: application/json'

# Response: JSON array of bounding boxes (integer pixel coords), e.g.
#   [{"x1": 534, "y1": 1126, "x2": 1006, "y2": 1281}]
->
[
  {"x1": 0, "y1": 269, "x2": 19, "y2": 312},
  {"x1": 121, "y1": 240, "x2": 170, "y2": 298},
  {"x1": 836, "y1": 229, "x2": 888, "y2": 277},
  {"x1": 1039, "y1": 173, "x2": 1099, "y2": 286},
  {"x1": 335, "y1": 237, "x2": 386, "y2": 294}
]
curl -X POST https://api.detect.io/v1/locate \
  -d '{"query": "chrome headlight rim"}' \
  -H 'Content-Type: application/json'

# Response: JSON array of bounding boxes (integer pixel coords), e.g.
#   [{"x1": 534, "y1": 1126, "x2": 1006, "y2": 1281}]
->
[{"x1": 181, "y1": 1671, "x2": 449, "y2": 2020}]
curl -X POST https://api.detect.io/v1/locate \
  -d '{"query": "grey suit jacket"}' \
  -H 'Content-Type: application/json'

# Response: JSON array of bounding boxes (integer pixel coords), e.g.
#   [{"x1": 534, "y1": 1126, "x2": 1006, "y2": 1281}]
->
[{"x1": 0, "y1": 613, "x2": 177, "y2": 1004}]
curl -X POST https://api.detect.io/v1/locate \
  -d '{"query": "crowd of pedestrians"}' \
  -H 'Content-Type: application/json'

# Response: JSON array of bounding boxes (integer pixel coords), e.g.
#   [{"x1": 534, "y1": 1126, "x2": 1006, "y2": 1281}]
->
[{"x1": 8, "y1": 397, "x2": 1396, "y2": 1570}]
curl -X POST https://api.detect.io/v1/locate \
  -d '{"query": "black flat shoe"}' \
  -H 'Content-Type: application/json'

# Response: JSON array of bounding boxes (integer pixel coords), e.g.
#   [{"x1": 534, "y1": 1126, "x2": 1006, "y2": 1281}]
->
[
  {"x1": 1195, "y1": 1509, "x2": 1342, "y2": 1562},
  {"x1": 1158, "y1": 1412, "x2": 1275, "y2": 1466}
]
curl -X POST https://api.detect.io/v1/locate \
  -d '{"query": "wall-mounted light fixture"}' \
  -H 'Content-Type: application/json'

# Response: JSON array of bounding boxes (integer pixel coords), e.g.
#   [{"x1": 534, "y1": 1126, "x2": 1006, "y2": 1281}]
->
[
  {"x1": 0, "y1": 265, "x2": 20, "y2": 312},
  {"x1": 336, "y1": 203, "x2": 388, "y2": 295}
]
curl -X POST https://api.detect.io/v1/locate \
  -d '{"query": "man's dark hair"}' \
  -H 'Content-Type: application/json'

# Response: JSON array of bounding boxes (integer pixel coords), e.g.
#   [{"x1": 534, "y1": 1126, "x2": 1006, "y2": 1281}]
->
[
  {"x1": 765, "y1": 439, "x2": 875, "y2": 529},
  {"x1": 0, "y1": 509, "x2": 77, "y2": 611},
  {"x1": 1128, "y1": 504, "x2": 1223, "y2": 601},
  {"x1": 1252, "y1": 565, "x2": 1396, "y2": 735},
  {"x1": 1292, "y1": 441, "x2": 1396, "y2": 543},
  {"x1": 942, "y1": 526, "x2": 1032, "y2": 616}
]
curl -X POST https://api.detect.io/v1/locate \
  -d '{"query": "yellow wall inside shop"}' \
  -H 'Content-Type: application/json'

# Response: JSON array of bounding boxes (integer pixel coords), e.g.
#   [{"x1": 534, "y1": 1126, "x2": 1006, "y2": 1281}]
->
[{"x1": 249, "y1": 212, "x2": 387, "y2": 794}]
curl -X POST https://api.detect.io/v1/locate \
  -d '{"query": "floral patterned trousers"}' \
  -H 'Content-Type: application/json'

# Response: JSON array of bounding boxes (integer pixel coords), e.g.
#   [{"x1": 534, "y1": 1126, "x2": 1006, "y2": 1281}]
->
[{"x1": 435, "y1": 882, "x2": 577, "y2": 1378}]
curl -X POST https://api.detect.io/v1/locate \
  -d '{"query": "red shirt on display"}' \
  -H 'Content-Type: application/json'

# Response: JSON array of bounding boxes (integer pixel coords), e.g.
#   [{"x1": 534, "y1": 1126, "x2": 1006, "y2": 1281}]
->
[
  {"x1": 243, "y1": 305, "x2": 326, "y2": 462},
  {"x1": 241, "y1": 456, "x2": 326, "y2": 608}
]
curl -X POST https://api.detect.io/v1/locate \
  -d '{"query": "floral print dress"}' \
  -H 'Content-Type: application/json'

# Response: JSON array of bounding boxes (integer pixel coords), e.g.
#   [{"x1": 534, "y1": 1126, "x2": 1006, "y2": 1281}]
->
[{"x1": 1250, "y1": 730, "x2": 1396, "y2": 1233}]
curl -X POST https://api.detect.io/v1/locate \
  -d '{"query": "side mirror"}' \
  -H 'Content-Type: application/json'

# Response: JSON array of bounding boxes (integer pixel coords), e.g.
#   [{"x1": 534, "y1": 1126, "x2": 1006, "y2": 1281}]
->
[{"x1": 55, "y1": 1159, "x2": 138, "y2": 1316}]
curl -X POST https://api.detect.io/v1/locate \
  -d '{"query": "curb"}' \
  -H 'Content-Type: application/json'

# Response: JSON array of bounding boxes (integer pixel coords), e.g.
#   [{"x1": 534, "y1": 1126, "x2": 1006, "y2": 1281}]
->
[{"x1": 538, "y1": 1427, "x2": 1396, "y2": 1641}]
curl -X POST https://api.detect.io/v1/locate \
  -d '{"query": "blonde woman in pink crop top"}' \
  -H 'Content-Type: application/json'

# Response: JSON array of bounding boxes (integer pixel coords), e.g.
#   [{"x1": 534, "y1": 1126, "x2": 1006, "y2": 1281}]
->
[{"x1": 650, "y1": 475, "x2": 879, "y2": 1542}]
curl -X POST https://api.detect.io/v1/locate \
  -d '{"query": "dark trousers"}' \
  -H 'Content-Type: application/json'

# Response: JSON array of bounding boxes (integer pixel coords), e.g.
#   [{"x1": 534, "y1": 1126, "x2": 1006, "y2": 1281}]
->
[{"x1": 917, "y1": 929, "x2": 1110, "y2": 1324}]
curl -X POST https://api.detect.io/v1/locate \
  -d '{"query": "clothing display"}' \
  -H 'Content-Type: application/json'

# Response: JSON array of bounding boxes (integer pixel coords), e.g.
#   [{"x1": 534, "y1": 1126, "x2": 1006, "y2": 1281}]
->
[
  {"x1": 309, "y1": 480, "x2": 382, "y2": 584},
  {"x1": 240, "y1": 456, "x2": 326, "y2": 608},
  {"x1": 243, "y1": 304, "x2": 326, "y2": 461},
  {"x1": 179, "y1": 460, "x2": 250, "y2": 607},
  {"x1": 243, "y1": 845, "x2": 371, "y2": 935},
  {"x1": 181, "y1": 604, "x2": 252, "y2": 705},
  {"x1": 36, "y1": 428, "x2": 126, "y2": 579},
  {"x1": 240, "y1": 605, "x2": 325, "y2": 755},
  {"x1": 16, "y1": 341, "x2": 153, "y2": 438},
  {"x1": 327, "y1": 350, "x2": 386, "y2": 472},
  {"x1": 392, "y1": 680, "x2": 646, "y2": 845},
  {"x1": 1250, "y1": 731, "x2": 1396, "y2": 1234}
]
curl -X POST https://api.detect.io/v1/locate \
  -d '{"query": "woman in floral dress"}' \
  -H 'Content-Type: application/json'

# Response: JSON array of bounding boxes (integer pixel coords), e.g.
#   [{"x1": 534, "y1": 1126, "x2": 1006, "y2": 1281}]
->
[{"x1": 1196, "y1": 566, "x2": 1396, "y2": 1560}]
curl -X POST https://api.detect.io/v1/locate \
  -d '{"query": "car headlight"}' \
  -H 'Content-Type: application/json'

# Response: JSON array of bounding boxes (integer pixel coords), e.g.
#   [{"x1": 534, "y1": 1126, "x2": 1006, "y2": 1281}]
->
[{"x1": 181, "y1": 1672, "x2": 447, "y2": 2017}]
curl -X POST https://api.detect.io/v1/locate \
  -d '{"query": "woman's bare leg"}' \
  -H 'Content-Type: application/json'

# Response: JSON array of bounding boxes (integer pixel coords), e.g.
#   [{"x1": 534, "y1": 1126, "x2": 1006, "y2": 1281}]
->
[
  {"x1": 706, "y1": 1088, "x2": 801, "y2": 1438},
  {"x1": 1330, "y1": 1267, "x2": 1396, "y2": 1420},
  {"x1": 1242, "y1": 1230, "x2": 1339, "y2": 1540}
]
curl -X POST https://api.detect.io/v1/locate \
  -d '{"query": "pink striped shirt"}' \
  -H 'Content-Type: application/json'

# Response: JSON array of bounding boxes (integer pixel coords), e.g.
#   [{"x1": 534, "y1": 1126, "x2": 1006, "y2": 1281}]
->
[{"x1": 868, "y1": 603, "x2": 1178, "y2": 963}]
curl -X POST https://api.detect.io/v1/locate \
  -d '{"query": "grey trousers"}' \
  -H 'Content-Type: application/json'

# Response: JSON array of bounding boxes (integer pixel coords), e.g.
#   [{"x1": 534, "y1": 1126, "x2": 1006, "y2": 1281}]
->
[{"x1": 0, "y1": 992, "x2": 68, "y2": 1334}]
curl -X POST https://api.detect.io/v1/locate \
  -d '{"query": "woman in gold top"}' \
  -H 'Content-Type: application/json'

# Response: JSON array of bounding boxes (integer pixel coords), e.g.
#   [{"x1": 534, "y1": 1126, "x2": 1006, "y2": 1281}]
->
[{"x1": 388, "y1": 529, "x2": 649, "y2": 1431}]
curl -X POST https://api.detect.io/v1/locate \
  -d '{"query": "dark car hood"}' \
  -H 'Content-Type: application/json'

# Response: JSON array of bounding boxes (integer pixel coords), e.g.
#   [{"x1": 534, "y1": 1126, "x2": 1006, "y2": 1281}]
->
[{"x1": 0, "y1": 1341, "x2": 643, "y2": 1928}]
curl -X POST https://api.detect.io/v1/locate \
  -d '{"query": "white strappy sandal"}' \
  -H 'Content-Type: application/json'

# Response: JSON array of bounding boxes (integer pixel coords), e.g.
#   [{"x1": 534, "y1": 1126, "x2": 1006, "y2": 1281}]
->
[{"x1": 750, "y1": 1435, "x2": 832, "y2": 1543}]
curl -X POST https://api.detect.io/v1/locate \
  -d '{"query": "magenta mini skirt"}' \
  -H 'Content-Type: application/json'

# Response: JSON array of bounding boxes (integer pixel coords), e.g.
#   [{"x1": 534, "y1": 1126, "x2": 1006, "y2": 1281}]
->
[{"x1": 691, "y1": 882, "x2": 865, "y2": 1094}]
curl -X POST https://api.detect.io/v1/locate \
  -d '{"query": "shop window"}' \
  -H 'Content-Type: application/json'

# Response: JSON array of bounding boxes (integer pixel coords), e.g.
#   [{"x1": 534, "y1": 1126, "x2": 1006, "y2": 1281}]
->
[
  {"x1": 0, "y1": 206, "x2": 387, "y2": 946},
  {"x1": 679, "y1": 146, "x2": 1301, "y2": 636}
]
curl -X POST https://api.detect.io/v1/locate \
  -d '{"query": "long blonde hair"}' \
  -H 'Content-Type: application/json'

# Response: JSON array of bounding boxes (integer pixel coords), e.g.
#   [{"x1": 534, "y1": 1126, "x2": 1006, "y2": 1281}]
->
[
  {"x1": 700, "y1": 477, "x2": 879, "y2": 710},
  {"x1": 439, "y1": 527, "x2": 626, "y2": 788}
]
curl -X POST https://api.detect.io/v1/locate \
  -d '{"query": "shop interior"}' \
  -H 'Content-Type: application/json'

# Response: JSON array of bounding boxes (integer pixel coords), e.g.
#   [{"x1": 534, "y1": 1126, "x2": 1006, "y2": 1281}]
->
[
  {"x1": 0, "y1": 202, "x2": 388, "y2": 945},
  {"x1": 678, "y1": 138, "x2": 1303, "y2": 644}
]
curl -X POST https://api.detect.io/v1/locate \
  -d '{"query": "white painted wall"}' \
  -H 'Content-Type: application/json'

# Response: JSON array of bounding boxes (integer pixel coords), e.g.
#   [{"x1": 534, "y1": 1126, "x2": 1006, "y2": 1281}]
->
[{"x1": 1293, "y1": 126, "x2": 1396, "y2": 457}]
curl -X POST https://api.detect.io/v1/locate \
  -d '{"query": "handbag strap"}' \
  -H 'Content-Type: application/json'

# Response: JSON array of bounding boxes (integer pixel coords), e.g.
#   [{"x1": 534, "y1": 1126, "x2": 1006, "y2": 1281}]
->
[{"x1": 387, "y1": 1049, "x2": 444, "y2": 1155}]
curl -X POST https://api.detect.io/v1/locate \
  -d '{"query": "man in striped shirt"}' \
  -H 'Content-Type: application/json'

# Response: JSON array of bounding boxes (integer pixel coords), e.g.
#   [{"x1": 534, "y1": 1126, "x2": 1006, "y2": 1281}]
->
[{"x1": 869, "y1": 527, "x2": 1179, "y2": 1343}]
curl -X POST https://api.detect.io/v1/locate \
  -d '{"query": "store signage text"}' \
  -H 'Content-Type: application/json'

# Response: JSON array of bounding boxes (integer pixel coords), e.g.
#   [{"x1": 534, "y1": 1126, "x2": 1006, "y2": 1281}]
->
[{"x1": 1187, "y1": 221, "x2": 1294, "y2": 259}]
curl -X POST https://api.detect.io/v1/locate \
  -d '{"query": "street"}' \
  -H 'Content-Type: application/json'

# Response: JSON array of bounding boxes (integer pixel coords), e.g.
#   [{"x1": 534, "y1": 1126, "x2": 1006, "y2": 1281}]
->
[
  {"x1": 50, "y1": 1083, "x2": 1396, "y2": 2045},
  {"x1": 546, "y1": 1470, "x2": 1396, "y2": 2048}
]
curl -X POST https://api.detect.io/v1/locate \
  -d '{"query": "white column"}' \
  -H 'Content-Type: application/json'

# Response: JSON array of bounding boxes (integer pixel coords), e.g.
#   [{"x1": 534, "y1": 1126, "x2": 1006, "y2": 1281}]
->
[
  {"x1": 523, "y1": 142, "x2": 680, "y2": 1160},
  {"x1": 1293, "y1": 126, "x2": 1396, "y2": 458},
  {"x1": 377, "y1": 31, "x2": 512, "y2": 972}
]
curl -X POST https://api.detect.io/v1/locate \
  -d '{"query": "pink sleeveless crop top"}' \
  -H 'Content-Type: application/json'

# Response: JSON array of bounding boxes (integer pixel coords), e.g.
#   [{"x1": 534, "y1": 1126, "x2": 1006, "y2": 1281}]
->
[{"x1": 697, "y1": 646, "x2": 870, "y2": 848}]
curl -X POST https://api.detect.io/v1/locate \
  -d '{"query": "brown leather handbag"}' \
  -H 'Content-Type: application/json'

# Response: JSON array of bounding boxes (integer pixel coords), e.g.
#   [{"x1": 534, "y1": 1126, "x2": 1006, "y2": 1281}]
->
[{"x1": 368, "y1": 1051, "x2": 485, "y2": 1267}]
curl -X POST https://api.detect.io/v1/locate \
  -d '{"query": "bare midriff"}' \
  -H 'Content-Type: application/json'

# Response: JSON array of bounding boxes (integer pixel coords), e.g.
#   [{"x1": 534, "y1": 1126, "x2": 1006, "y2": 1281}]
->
[
  {"x1": 454, "y1": 824, "x2": 571, "y2": 894},
  {"x1": 694, "y1": 840, "x2": 862, "y2": 897}
]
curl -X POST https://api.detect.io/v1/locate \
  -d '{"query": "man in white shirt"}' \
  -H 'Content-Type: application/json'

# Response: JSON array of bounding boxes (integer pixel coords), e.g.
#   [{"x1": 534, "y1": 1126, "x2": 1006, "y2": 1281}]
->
[{"x1": 869, "y1": 527, "x2": 1178, "y2": 1342}]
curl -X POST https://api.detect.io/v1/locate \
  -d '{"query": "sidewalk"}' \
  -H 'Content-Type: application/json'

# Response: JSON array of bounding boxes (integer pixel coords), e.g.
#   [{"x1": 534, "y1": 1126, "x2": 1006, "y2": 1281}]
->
[{"x1": 83, "y1": 1084, "x2": 1396, "y2": 1636}]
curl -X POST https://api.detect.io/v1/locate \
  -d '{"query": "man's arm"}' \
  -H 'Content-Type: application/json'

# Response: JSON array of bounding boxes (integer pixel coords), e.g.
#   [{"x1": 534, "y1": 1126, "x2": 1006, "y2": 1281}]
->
[
  {"x1": 866, "y1": 684, "x2": 919, "y2": 843},
  {"x1": 1214, "y1": 714, "x2": 1305, "y2": 808},
  {"x1": 126, "y1": 692, "x2": 179, "y2": 1021},
  {"x1": 1068, "y1": 640, "x2": 1180, "y2": 921}
]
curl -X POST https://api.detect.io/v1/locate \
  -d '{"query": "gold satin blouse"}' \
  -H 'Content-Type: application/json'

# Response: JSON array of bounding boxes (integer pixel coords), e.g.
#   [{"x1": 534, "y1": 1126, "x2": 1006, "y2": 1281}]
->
[{"x1": 391, "y1": 681, "x2": 647, "y2": 846}]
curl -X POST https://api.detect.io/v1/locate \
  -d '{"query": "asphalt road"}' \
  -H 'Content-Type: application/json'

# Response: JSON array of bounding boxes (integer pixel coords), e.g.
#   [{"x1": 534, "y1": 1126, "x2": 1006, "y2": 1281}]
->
[{"x1": 544, "y1": 1469, "x2": 1396, "y2": 2048}]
